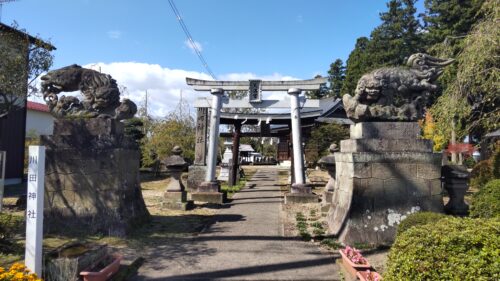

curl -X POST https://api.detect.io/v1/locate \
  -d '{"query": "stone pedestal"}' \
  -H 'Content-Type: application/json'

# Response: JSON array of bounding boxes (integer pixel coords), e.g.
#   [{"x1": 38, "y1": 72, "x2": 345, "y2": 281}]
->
[
  {"x1": 192, "y1": 181, "x2": 223, "y2": 204},
  {"x1": 328, "y1": 122, "x2": 443, "y2": 246},
  {"x1": 285, "y1": 183, "x2": 318, "y2": 204},
  {"x1": 318, "y1": 144, "x2": 338, "y2": 212},
  {"x1": 187, "y1": 165, "x2": 207, "y2": 191},
  {"x1": 41, "y1": 119, "x2": 150, "y2": 236},
  {"x1": 442, "y1": 165, "x2": 470, "y2": 216},
  {"x1": 162, "y1": 191, "x2": 192, "y2": 210}
]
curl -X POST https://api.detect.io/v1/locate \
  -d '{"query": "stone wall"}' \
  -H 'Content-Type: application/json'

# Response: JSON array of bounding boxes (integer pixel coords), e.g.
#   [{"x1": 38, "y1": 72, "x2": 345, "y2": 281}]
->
[
  {"x1": 41, "y1": 119, "x2": 149, "y2": 236},
  {"x1": 328, "y1": 122, "x2": 443, "y2": 246}
]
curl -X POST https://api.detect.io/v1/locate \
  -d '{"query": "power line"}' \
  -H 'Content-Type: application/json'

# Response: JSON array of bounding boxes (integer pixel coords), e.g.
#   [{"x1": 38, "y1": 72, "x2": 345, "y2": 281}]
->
[{"x1": 168, "y1": 0, "x2": 216, "y2": 80}]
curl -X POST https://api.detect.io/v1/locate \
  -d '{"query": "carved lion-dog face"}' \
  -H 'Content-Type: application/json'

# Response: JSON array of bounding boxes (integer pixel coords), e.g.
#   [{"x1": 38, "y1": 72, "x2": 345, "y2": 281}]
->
[{"x1": 40, "y1": 64, "x2": 84, "y2": 94}]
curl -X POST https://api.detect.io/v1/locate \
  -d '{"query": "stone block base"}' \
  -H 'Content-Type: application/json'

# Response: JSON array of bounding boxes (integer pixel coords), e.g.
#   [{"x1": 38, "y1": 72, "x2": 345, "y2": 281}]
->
[
  {"x1": 321, "y1": 191, "x2": 334, "y2": 213},
  {"x1": 162, "y1": 191, "x2": 193, "y2": 210},
  {"x1": 41, "y1": 119, "x2": 150, "y2": 237},
  {"x1": 187, "y1": 165, "x2": 207, "y2": 191},
  {"x1": 291, "y1": 183, "x2": 312, "y2": 193},
  {"x1": 198, "y1": 181, "x2": 220, "y2": 193},
  {"x1": 191, "y1": 192, "x2": 224, "y2": 204},
  {"x1": 285, "y1": 193, "x2": 318, "y2": 204},
  {"x1": 323, "y1": 191, "x2": 334, "y2": 204},
  {"x1": 327, "y1": 122, "x2": 444, "y2": 247},
  {"x1": 350, "y1": 122, "x2": 420, "y2": 139}
]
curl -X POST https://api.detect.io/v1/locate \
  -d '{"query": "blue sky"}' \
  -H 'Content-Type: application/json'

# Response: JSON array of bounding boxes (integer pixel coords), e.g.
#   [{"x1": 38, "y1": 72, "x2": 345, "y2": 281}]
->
[{"x1": 3, "y1": 0, "x2": 425, "y2": 116}]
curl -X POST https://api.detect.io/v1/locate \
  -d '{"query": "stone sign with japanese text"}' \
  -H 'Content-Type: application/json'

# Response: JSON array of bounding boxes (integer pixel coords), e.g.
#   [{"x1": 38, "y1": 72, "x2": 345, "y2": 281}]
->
[{"x1": 25, "y1": 146, "x2": 45, "y2": 276}]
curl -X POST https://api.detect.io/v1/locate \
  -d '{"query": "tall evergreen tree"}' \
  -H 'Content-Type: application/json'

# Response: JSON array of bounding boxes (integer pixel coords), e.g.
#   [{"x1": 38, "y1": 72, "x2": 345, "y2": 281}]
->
[
  {"x1": 327, "y1": 59, "x2": 345, "y2": 97},
  {"x1": 342, "y1": 0, "x2": 423, "y2": 96},
  {"x1": 368, "y1": 0, "x2": 423, "y2": 66},
  {"x1": 341, "y1": 37, "x2": 370, "y2": 96},
  {"x1": 422, "y1": 0, "x2": 485, "y2": 47}
]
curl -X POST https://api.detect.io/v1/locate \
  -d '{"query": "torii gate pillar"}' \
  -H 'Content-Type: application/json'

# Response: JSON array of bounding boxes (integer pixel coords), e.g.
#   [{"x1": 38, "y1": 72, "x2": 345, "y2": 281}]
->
[
  {"x1": 191, "y1": 88, "x2": 224, "y2": 204},
  {"x1": 285, "y1": 88, "x2": 317, "y2": 204}
]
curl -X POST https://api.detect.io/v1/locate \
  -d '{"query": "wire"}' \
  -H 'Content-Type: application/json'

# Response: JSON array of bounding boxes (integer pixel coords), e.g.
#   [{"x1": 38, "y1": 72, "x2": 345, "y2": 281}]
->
[{"x1": 168, "y1": 0, "x2": 216, "y2": 80}]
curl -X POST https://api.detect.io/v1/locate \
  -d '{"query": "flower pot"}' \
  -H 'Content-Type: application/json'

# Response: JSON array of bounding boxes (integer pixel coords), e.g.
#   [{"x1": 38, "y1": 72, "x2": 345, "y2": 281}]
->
[
  {"x1": 339, "y1": 249, "x2": 371, "y2": 277},
  {"x1": 80, "y1": 254, "x2": 123, "y2": 281},
  {"x1": 356, "y1": 270, "x2": 382, "y2": 281}
]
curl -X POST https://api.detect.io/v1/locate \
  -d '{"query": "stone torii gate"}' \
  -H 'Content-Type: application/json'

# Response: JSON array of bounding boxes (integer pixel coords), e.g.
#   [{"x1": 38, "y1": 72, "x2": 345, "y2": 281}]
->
[{"x1": 186, "y1": 77, "x2": 326, "y2": 204}]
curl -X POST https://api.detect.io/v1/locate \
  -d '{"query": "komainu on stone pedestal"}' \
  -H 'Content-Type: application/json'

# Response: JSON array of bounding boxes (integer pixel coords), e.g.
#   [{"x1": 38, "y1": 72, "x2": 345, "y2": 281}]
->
[
  {"x1": 328, "y1": 122, "x2": 444, "y2": 246},
  {"x1": 328, "y1": 53, "x2": 453, "y2": 246},
  {"x1": 343, "y1": 53, "x2": 454, "y2": 122},
  {"x1": 41, "y1": 119, "x2": 150, "y2": 236}
]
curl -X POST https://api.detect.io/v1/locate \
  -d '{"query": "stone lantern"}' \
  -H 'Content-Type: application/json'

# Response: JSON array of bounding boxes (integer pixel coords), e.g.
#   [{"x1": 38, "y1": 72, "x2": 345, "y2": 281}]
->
[
  {"x1": 318, "y1": 143, "x2": 338, "y2": 211},
  {"x1": 442, "y1": 165, "x2": 470, "y2": 216},
  {"x1": 163, "y1": 146, "x2": 191, "y2": 210}
]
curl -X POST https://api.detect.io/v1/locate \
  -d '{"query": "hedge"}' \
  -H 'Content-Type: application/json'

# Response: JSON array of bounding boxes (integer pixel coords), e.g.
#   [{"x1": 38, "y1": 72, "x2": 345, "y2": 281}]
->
[
  {"x1": 385, "y1": 217, "x2": 500, "y2": 280},
  {"x1": 396, "y1": 211, "x2": 447, "y2": 236},
  {"x1": 469, "y1": 179, "x2": 500, "y2": 218}
]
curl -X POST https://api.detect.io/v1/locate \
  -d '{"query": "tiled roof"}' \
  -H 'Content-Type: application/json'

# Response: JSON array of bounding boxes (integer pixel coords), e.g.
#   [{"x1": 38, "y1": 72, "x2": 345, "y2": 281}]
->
[{"x1": 27, "y1": 101, "x2": 50, "y2": 113}]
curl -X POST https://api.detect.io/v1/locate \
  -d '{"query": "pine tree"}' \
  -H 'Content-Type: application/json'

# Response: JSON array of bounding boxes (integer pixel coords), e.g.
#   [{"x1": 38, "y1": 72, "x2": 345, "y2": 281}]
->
[
  {"x1": 368, "y1": 0, "x2": 423, "y2": 67},
  {"x1": 342, "y1": 0, "x2": 423, "y2": 96},
  {"x1": 422, "y1": 0, "x2": 485, "y2": 47},
  {"x1": 341, "y1": 37, "x2": 370, "y2": 96},
  {"x1": 327, "y1": 59, "x2": 345, "y2": 97}
]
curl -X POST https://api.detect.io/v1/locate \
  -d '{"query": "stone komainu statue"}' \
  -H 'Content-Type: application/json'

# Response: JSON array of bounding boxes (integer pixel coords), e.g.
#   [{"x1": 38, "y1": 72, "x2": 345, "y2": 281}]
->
[
  {"x1": 41, "y1": 64, "x2": 137, "y2": 120},
  {"x1": 343, "y1": 53, "x2": 454, "y2": 122}
]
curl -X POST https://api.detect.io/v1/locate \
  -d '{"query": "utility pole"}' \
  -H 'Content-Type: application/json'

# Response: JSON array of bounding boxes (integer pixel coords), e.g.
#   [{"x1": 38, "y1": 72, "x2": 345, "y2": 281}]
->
[
  {"x1": 179, "y1": 89, "x2": 183, "y2": 117},
  {"x1": 145, "y1": 90, "x2": 148, "y2": 117}
]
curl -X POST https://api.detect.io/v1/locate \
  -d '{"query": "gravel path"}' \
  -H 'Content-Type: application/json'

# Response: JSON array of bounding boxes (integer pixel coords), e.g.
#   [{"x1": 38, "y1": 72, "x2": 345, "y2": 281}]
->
[{"x1": 131, "y1": 167, "x2": 340, "y2": 280}]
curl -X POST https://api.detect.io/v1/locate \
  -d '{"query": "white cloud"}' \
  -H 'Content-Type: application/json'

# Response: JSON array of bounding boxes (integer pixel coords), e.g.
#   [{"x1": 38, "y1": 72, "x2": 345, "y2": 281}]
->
[
  {"x1": 31, "y1": 62, "x2": 300, "y2": 118},
  {"x1": 84, "y1": 62, "x2": 213, "y2": 117},
  {"x1": 107, "y1": 30, "x2": 122, "y2": 39},
  {"x1": 184, "y1": 40, "x2": 203, "y2": 53}
]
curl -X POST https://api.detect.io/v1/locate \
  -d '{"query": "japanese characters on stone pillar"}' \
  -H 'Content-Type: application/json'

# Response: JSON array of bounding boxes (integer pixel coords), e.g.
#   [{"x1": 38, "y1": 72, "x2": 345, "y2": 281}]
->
[
  {"x1": 194, "y1": 107, "x2": 208, "y2": 165},
  {"x1": 25, "y1": 146, "x2": 45, "y2": 276}
]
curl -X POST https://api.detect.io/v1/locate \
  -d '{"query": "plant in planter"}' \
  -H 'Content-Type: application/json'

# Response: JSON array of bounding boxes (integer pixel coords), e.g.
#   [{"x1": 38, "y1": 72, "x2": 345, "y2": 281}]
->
[
  {"x1": 80, "y1": 254, "x2": 123, "y2": 281},
  {"x1": 357, "y1": 270, "x2": 382, "y2": 281},
  {"x1": 339, "y1": 246, "x2": 371, "y2": 277}
]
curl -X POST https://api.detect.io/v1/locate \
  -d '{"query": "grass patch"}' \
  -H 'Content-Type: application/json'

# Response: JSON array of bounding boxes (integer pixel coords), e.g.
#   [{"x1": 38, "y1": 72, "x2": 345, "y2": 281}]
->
[
  {"x1": 296, "y1": 212, "x2": 306, "y2": 222},
  {"x1": 310, "y1": 221, "x2": 323, "y2": 228},
  {"x1": 220, "y1": 179, "x2": 246, "y2": 198},
  {"x1": 295, "y1": 212, "x2": 312, "y2": 241},
  {"x1": 320, "y1": 238, "x2": 342, "y2": 250},
  {"x1": 309, "y1": 209, "x2": 317, "y2": 217},
  {"x1": 312, "y1": 228, "x2": 325, "y2": 236}
]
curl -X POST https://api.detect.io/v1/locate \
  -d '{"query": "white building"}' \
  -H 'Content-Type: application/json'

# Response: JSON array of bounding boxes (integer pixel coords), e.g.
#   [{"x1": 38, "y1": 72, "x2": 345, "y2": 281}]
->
[{"x1": 26, "y1": 101, "x2": 54, "y2": 136}]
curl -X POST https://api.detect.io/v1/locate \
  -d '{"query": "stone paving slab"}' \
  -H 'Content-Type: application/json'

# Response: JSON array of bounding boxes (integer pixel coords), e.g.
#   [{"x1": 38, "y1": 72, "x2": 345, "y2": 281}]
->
[{"x1": 131, "y1": 167, "x2": 340, "y2": 280}]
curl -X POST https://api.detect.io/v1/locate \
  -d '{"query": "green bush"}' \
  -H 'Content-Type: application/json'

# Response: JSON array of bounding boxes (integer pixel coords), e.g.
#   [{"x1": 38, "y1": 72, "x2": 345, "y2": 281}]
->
[
  {"x1": 470, "y1": 159, "x2": 493, "y2": 190},
  {"x1": 299, "y1": 231, "x2": 311, "y2": 241},
  {"x1": 384, "y1": 217, "x2": 500, "y2": 281},
  {"x1": 0, "y1": 213, "x2": 23, "y2": 253},
  {"x1": 463, "y1": 156, "x2": 476, "y2": 168},
  {"x1": 493, "y1": 147, "x2": 500, "y2": 178},
  {"x1": 469, "y1": 179, "x2": 500, "y2": 218},
  {"x1": 396, "y1": 211, "x2": 447, "y2": 236},
  {"x1": 0, "y1": 213, "x2": 23, "y2": 240}
]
